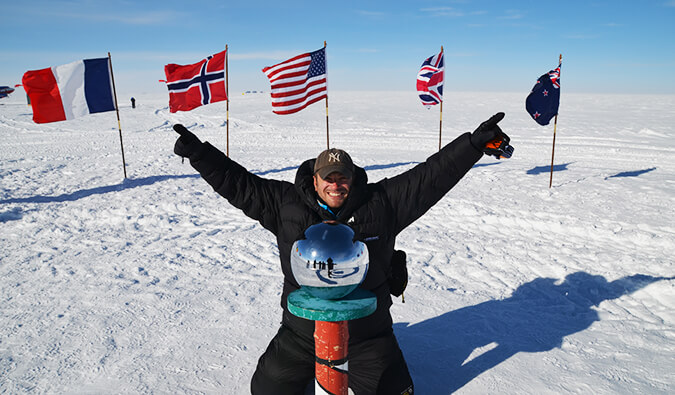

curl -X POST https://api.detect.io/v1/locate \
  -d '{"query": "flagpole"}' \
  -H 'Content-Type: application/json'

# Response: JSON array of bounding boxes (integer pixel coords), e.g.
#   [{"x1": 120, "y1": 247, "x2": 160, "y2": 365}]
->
[
  {"x1": 549, "y1": 54, "x2": 562, "y2": 188},
  {"x1": 107, "y1": 52, "x2": 127, "y2": 179},
  {"x1": 226, "y1": 44, "x2": 230, "y2": 157},
  {"x1": 438, "y1": 102, "x2": 443, "y2": 151},
  {"x1": 324, "y1": 41, "x2": 329, "y2": 149},
  {"x1": 549, "y1": 115, "x2": 558, "y2": 188},
  {"x1": 438, "y1": 45, "x2": 444, "y2": 151}
]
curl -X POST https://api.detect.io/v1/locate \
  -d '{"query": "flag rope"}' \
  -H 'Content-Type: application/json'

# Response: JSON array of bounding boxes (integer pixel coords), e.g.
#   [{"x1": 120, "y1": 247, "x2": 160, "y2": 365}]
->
[{"x1": 108, "y1": 52, "x2": 127, "y2": 179}]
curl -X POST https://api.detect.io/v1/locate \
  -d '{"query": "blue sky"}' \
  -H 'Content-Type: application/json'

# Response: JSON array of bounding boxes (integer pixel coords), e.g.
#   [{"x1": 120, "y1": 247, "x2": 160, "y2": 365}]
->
[{"x1": 2, "y1": 1, "x2": 675, "y2": 95}]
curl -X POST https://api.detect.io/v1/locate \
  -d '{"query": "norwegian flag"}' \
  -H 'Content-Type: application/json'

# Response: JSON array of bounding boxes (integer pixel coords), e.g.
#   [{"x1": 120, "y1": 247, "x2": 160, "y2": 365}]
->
[
  {"x1": 262, "y1": 47, "x2": 327, "y2": 115},
  {"x1": 164, "y1": 50, "x2": 227, "y2": 113},
  {"x1": 525, "y1": 63, "x2": 561, "y2": 126},
  {"x1": 416, "y1": 51, "x2": 444, "y2": 107}
]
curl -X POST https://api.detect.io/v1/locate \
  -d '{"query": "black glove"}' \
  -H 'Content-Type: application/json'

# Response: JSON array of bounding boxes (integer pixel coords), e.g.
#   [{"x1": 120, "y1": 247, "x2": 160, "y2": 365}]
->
[
  {"x1": 388, "y1": 250, "x2": 408, "y2": 298},
  {"x1": 470, "y1": 112, "x2": 513, "y2": 158},
  {"x1": 173, "y1": 124, "x2": 201, "y2": 158}
]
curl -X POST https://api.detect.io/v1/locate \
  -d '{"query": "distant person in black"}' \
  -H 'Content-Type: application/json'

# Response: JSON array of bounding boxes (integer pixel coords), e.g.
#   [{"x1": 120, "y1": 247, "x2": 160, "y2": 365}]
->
[
  {"x1": 172, "y1": 113, "x2": 509, "y2": 394},
  {"x1": 130, "y1": 97, "x2": 136, "y2": 109},
  {"x1": 327, "y1": 257, "x2": 334, "y2": 278}
]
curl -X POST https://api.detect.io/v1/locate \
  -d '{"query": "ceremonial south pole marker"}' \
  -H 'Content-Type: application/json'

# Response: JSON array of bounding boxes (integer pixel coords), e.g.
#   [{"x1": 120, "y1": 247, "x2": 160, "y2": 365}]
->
[{"x1": 289, "y1": 222, "x2": 376, "y2": 395}]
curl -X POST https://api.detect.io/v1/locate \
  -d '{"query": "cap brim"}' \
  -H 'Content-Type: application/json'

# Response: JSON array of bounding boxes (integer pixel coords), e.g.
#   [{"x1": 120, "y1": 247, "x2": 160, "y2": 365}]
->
[{"x1": 316, "y1": 165, "x2": 353, "y2": 179}]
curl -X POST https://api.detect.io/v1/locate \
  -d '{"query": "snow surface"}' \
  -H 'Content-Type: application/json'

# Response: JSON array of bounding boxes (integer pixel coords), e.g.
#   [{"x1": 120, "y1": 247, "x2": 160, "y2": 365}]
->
[{"x1": 1, "y1": 91, "x2": 673, "y2": 394}]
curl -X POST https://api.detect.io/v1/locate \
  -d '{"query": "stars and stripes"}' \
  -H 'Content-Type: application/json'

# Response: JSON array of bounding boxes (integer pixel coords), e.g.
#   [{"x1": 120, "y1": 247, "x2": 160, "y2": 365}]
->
[
  {"x1": 525, "y1": 62, "x2": 561, "y2": 126},
  {"x1": 262, "y1": 47, "x2": 327, "y2": 115},
  {"x1": 164, "y1": 50, "x2": 227, "y2": 113},
  {"x1": 416, "y1": 51, "x2": 444, "y2": 107}
]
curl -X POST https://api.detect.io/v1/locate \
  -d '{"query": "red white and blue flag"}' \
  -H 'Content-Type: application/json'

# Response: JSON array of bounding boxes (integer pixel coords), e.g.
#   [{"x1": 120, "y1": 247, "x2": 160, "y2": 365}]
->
[
  {"x1": 525, "y1": 63, "x2": 561, "y2": 126},
  {"x1": 164, "y1": 50, "x2": 227, "y2": 113},
  {"x1": 262, "y1": 47, "x2": 327, "y2": 115},
  {"x1": 417, "y1": 51, "x2": 444, "y2": 107},
  {"x1": 22, "y1": 58, "x2": 116, "y2": 124}
]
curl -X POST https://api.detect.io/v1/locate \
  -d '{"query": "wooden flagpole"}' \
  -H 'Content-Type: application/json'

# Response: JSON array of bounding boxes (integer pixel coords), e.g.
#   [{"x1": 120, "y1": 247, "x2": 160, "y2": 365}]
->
[
  {"x1": 226, "y1": 44, "x2": 230, "y2": 157},
  {"x1": 438, "y1": 45, "x2": 444, "y2": 151},
  {"x1": 324, "y1": 41, "x2": 330, "y2": 149},
  {"x1": 549, "y1": 53, "x2": 562, "y2": 188},
  {"x1": 549, "y1": 118, "x2": 558, "y2": 188},
  {"x1": 107, "y1": 52, "x2": 127, "y2": 179}
]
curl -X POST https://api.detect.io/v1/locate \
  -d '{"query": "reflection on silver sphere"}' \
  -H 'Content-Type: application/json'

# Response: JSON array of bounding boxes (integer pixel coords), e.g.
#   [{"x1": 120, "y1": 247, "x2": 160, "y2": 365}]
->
[{"x1": 291, "y1": 222, "x2": 369, "y2": 299}]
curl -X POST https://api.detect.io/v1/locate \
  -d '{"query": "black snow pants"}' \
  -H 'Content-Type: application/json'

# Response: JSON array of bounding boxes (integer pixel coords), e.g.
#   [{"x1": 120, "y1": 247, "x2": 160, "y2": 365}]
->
[{"x1": 251, "y1": 325, "x2": 414, "y2": 395}]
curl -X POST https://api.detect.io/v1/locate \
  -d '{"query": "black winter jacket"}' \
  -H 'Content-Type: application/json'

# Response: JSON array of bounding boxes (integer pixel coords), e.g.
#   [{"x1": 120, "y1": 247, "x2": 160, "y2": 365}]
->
[{"x1": 183, "y1": 132, "x2": 483, "y2": 343}]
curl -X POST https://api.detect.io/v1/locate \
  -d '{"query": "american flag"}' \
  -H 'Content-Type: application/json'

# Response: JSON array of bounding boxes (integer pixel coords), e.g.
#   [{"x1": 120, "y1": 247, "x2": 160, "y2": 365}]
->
[
  {"x1": 417, "y1": 51, "x2": 444, "y2": 107},
  {"x1": 262, "y1": 47, "x2": 327, "y2": 115},
  {"x1": 164, "y1": 50, "x2": 227, "y2": 113}
]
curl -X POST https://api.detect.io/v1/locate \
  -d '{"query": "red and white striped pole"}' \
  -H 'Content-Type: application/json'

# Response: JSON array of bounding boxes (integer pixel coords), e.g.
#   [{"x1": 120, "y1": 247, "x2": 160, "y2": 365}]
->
[
  {"x1": 288, "y1": 288, "x2": 376, "y2": 395},
  {"x1": 314, "y1": 320, "x2": 349, "y2": 394}
]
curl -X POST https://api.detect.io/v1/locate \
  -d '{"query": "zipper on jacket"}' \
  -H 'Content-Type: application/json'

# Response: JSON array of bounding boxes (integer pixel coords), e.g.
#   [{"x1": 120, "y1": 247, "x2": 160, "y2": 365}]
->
[{"x1": 316, "y1": 199, "x2": 339, "y2": 219}]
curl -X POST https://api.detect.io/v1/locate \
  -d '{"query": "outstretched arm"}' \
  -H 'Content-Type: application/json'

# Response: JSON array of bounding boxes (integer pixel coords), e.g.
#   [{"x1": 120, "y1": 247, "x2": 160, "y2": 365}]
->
[
  {"x1": 381, "y1": 113, "x2": 509, "y2": 234},
  {"x1": 172, "y1": 124, "x2": 290, "y2": 234}
]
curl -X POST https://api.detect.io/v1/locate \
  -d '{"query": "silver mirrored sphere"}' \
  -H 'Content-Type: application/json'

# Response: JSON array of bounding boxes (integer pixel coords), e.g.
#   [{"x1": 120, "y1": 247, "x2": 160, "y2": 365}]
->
[{"x1": 291, "y1": 222, "x2": 369, "y2": 299}]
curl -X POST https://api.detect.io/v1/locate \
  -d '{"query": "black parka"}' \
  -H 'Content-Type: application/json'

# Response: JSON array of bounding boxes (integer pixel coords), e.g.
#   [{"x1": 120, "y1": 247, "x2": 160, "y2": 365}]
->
[{"x1": 183, "y1": 132, "x2": 483, "y2": 342}]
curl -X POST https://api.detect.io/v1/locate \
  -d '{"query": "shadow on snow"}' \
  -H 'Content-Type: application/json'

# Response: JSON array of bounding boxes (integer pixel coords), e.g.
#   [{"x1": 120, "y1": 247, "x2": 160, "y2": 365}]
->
[
  {"x1": 394, "y1": 272, "x2": 672, "y2": 393},
  {"x1": 0, "y1": 174, "x2": 201, "y2": 205},
  {"x1": 473, "y1": 162, "x2": 501, "y2": 169},
  {"x1": 364, "y1": 161, "x2": 420, "y2": 171},
  {"x1": 527, "y1": 163, "x2": 571, "y2": 175},
  {"x1": 606, "y1": 167, "x2": 657, "y2": 179},
  {"x1": 527, "y1": 163, "x2": 657, "y2": 180},
  {"x1": 0, "y1": 161, "x2": 423, "y2": 207},
  {"x1": 254, "y1": 166, "x2": 300, "y2": 176}
]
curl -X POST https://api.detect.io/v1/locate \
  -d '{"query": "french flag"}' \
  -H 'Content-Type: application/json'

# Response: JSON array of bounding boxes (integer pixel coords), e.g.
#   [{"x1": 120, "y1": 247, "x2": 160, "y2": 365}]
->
[{"x1": 22, "y1": 58, "x2": 116, "y2": 124}]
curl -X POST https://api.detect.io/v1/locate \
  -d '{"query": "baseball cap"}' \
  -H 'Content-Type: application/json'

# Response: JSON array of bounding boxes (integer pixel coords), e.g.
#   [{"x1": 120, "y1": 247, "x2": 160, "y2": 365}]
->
[{"x1": 314, "y1": 148, "x2": 354, "y2": 179}]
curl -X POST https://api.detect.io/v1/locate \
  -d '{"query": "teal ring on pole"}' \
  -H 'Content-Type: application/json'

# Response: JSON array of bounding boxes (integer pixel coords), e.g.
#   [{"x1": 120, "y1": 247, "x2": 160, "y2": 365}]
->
[{"x1": 288, "y1": 288, "x2": 377, "y2": 322}]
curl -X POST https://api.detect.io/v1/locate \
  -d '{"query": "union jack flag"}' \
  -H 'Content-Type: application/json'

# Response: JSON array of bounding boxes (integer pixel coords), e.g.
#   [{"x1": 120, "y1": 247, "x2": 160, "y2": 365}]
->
[
  {"x1": 262, "y1": 47, "x2": 327, "y2": 115},
  {"x1": 416, "y1": 51, "x2": 444, "y2": 107},
  {"x1": 525, "y1": 62, "x2": 561, "y2": 126},
  {"x1": 164, "y1": 50, "x2": 227, "y2": 113},
  {"x1": 548, "y1": 65, "x2": 560, "y2": 88}
]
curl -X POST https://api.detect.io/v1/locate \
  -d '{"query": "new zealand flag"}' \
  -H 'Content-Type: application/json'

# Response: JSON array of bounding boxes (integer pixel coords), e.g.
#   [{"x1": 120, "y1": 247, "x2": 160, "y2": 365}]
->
[{"x1": 525, "y1": 64, "x2": 561, "y2": 126}]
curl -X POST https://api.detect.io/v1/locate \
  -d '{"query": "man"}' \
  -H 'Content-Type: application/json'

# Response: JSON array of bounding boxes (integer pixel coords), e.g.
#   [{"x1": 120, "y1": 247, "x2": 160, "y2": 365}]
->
[{"x1": 172, "y1": 112, "x2": 509, "y2": 394}]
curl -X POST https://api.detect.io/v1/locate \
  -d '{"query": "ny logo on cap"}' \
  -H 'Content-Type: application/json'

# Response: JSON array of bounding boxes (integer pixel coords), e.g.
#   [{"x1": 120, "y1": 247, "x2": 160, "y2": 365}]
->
[{"x1": 329, "y1": 152, "x2": 341, "y2": 162}]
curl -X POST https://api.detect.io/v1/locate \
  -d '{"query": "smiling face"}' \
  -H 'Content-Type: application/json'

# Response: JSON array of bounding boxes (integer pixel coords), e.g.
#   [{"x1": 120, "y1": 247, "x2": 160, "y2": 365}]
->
[{"x1": 313, "y1": 171, "x2": 352, "y2": 209}]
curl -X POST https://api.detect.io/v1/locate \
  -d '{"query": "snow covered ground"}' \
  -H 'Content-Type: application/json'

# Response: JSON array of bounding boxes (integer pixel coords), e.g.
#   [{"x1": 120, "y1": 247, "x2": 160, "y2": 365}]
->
[{"x1": 1, "y1": 91, "x2": 673, "y2": 394}]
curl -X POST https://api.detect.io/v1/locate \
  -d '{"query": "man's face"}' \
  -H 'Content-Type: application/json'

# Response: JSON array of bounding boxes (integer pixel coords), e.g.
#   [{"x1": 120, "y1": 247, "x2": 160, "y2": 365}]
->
[{"x1": 313, "y1": 171, "x2": 352, "y2": 209}]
